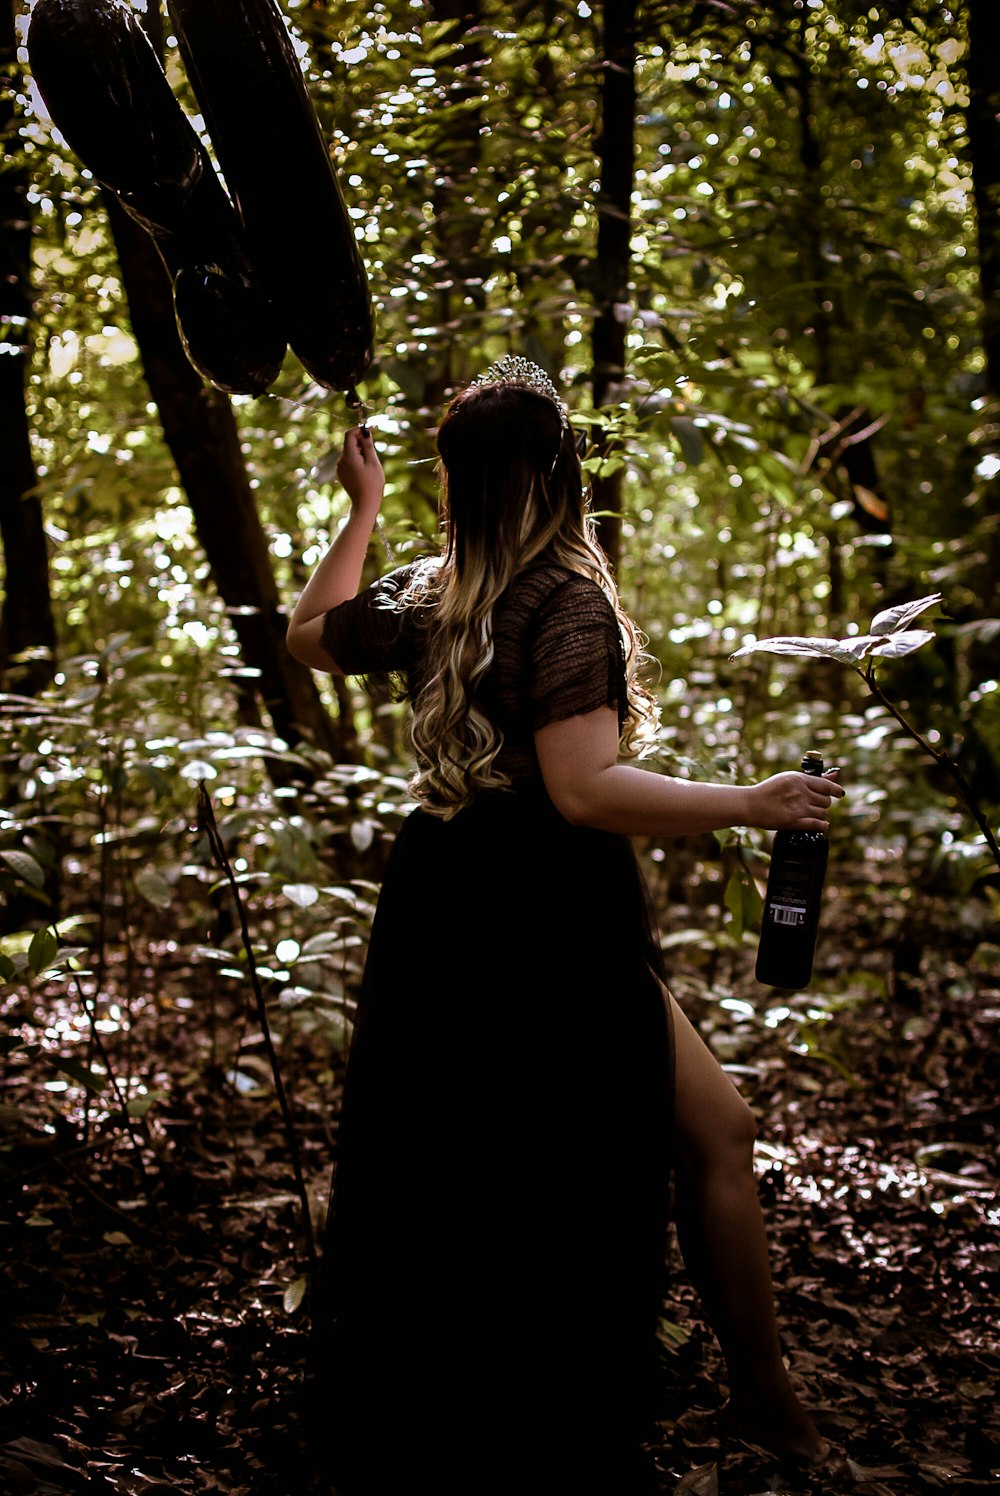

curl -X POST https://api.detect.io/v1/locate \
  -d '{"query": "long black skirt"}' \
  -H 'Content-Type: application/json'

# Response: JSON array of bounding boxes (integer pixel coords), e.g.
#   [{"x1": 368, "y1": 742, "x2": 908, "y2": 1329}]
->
[{"x1": 320, "y1": 787, "x2": 674, "y2": 1494}]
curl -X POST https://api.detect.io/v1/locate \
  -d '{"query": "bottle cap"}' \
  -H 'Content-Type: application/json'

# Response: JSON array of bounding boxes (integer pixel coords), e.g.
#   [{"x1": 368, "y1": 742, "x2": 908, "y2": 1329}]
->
[{"x1": 802, "y1": 750, "x2": 824, "y2": 773}]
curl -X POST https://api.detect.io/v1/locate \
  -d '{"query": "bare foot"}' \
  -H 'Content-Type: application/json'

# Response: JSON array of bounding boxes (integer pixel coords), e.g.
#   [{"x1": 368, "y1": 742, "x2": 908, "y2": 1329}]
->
[{"x1": 722, "y1": 1388, "x2": 831, "y2": 1467}]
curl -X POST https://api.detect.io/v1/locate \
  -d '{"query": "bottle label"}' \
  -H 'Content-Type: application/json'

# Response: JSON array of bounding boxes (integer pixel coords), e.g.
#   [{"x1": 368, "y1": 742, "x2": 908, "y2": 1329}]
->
[{"x1": 766, "y1": 857, "x2": 815, "y2": 928}]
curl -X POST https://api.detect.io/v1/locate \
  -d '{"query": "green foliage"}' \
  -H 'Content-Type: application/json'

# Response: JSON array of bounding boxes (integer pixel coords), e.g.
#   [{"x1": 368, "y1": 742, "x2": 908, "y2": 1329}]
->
[
  {"x1": 3, "y1": 0, "x2": 999, "y2": 1127},
  {"x1": 0, "y1": 638, "x2": 413, "y2": 1140},
  {"x1": 733, "y1": 591, "x2": 1000, "y2": 878}
]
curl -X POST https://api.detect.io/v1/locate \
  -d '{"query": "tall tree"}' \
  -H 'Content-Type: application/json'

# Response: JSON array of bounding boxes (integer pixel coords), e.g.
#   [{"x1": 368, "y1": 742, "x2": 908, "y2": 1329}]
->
[
  {"x1": 963, "y1": 0, "x2": 1000, "y2": 643},
  {"x1": 590, "y1": 0, "x2": 637, "y2": 574},
  {"x1": 966, "y1": 0, "x2": 1000, "y2": 404},
  {"x1": 104, "y1": 198, "x2": 343, "y2": 755},
  {"x1": 424, "y1": 0, "x2": 485, "y2": 409},
  {"x1": 60, "y1": 0, "x2": 344, "y2": 756},
  {"x1": 0, "y1": 0, "x2": 56, "y2": 695}
]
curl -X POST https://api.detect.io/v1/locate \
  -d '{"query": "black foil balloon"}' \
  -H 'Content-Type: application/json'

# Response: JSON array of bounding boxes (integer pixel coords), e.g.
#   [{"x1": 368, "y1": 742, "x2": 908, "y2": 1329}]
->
[
  {"x1": 171, "y1": 265, "x2": 286, "y2": 398},
  {"x1": 27, "y1": 0, "x2": 198, "y2": 235},
  {"x1": 167, "y1": 0, "x2": 375, "y2": 392},
  {"x1": 27, "y1": 0, "x2": 286, "y2": 395}
]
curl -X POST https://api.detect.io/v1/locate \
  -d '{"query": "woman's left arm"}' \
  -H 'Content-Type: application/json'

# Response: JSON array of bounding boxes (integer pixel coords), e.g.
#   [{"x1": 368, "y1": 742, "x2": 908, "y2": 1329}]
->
[
  {"x1": 536, "y1": 707, "x2": 844, "y2": 837},
  {"x1": 286, "y1": 427, "x2": 384, "y2": 672}
]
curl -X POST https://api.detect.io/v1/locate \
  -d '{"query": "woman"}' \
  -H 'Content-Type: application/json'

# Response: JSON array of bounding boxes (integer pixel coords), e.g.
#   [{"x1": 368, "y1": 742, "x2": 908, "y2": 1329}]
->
[{"x1": 287, "y1": 359, "x2": 841, "y2": 1493}]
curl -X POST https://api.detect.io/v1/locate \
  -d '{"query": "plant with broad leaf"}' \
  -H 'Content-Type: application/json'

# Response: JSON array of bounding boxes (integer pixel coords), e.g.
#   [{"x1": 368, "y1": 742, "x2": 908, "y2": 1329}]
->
[{"x1": 731, "y1": 594, "x2": 1000, "y2": 875}]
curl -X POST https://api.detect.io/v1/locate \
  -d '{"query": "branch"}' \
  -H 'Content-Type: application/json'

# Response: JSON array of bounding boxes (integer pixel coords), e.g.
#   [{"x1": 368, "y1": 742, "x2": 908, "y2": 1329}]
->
[
  {"x1": 197, "y1": 782, "x2": 318, "y2": 1274},
  {"x1": 861, "y1": 663, "x2": 1000, "y2": 873}
]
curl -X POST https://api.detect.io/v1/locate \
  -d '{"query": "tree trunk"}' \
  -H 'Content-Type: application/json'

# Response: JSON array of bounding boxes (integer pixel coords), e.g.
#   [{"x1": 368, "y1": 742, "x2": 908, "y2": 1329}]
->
[
  {"x1": 0, "y1": 0, "x2": 56, "y2": 695},
  {"x1": 425, "y1": 0, "x2": 485, "y2": 411},
  {"x1": 967, "y1": 0, "x2": 1000, "y2": 402},
  {"x1": 954, "y1": 0, "x2": 1000, "y2": 726},
  {"x1": 590, "y1": 0, "x2": 637, "y2": 575},
  {"x1": 966, "y1": 0, "x2": 1000, "y2": 617},
  {"x1": 782, "y1": 15, "x2": 889, "y2": 599},
  {"x1": 105, "y1": 197, "x2": 342, "y2": 755}
]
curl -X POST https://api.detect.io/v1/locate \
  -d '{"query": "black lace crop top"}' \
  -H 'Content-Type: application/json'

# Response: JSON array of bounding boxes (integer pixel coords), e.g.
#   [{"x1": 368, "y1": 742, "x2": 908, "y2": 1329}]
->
[{"x1": 320, "y1": 560, "x2": 628, "y2": 786}]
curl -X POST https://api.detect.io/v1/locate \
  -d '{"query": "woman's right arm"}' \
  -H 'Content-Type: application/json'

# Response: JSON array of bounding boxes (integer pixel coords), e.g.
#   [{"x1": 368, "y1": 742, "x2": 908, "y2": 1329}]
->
[
  {"x1": 286, "y1": 427, "x2": 384, "y2": 672},
  {"x1": 535, "y1": 706, "x2": 844, "y2": 837}
]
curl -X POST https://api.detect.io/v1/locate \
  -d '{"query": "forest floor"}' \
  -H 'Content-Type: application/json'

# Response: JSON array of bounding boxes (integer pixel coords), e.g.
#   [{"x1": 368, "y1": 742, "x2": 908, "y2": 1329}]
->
[{"x1": 0, "y1": 861, "x2": 998, "y2": 1496}]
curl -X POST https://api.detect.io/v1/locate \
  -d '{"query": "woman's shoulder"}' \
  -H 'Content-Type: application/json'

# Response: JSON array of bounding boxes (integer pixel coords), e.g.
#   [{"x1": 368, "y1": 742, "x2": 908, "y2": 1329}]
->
[
  {"x1": 363, "y1": 555, "x2": 443, "y2": 616},
  {"x1": 505, "y1": 561, "x2": 609, "y2": 610},
  {"x1": 373, "y1": 555, "x2": 441, "y2": 593},
  {"x1": 508, "y1": 562, "x2": 616, "y2": 628}
]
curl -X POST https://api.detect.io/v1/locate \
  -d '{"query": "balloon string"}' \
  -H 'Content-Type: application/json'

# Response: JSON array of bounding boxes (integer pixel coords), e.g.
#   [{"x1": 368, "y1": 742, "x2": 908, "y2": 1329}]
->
[
  {"x1": 373, "y1": 518, "x2": 395, "y2": 564},
  {"x1": 256, "y1": 387, "x2": 396, "y2": 564},
  {"x1": 349, "y1": 396, "x2": 394, "y2": 564}
]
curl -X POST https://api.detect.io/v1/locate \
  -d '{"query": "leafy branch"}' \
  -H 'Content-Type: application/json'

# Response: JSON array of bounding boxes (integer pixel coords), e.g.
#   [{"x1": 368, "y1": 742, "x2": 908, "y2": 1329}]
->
[{"x1": 731, "y1": 594, "x2": 1000, "y2": 874}]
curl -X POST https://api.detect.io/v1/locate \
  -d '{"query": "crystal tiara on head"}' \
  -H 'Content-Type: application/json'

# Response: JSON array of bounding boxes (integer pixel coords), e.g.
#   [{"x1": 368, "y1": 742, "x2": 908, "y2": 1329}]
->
[{"x1": 470, "y1": 355, "x2": 570, "y2": 431}]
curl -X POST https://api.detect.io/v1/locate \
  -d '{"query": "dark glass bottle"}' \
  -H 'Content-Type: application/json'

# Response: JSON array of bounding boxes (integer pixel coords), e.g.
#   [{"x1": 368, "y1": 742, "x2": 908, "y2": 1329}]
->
[{"x1": 755, "y1": 751, "x2": 830, "y2": 989}]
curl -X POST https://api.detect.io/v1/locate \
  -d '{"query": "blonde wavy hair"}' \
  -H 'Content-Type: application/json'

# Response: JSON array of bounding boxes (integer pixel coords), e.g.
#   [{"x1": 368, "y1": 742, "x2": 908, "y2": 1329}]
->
[{"x1": 393, "y1": 380, "x2": 658, "y2": 817}]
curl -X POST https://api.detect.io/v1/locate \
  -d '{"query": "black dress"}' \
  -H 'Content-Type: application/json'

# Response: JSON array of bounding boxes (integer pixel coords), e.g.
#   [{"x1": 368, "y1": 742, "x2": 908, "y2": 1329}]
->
[{"x1": 317, "y1": 561, "x2": 674, "y2": 1495}]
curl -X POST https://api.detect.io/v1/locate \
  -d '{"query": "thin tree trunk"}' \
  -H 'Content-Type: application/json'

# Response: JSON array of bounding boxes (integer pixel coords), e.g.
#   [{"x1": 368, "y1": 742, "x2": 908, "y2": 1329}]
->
[
  {"x1": 104, "y1": 198, "x2": 342, "y2": 754},
  {"x1": 591, "y1": 0, "x2": 637, "y2": 575},
  {"x1": 0, "y1": 0, "x2": 56, "y2": 694},
  {"x1": 784, "y1": 16, "x2": 889, "y2": 600},
  {"x1": 966, "y1": 0, "x2": 1000, "y2": 615},
  {"x1": 967, "y1": 0, "x2": 1000, "y2": 403},
  {"x1": 425, "y1": 0, "x2": 485, "y2": 411}
]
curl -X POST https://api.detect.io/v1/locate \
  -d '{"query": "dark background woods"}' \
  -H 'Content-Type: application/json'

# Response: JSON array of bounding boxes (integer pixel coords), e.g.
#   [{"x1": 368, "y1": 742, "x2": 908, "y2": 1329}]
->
[{"x1": 1, "y1": 1, "x2": 998, "y2": 1491}]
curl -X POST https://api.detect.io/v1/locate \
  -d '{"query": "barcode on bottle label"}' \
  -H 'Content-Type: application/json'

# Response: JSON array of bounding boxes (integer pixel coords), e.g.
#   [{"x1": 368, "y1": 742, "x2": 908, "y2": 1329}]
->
[{"x1": 770, "y1": 904, "x2": 806, "y2": 927}]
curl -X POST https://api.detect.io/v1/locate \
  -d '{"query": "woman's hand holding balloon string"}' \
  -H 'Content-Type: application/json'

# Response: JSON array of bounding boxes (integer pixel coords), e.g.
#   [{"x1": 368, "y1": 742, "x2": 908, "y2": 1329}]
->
[
  {"x1": 286, "y1": 428, "x2": 384, "y2": 671},
  {"x1": 336, "y1": 426, "x2": 385, "y2": 516}
]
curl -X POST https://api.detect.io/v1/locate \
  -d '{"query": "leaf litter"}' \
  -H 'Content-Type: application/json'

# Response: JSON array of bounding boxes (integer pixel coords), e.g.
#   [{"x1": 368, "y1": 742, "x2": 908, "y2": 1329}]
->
[{"x1": 0, "y1": 864, "x2": 997, "y2": 1494}]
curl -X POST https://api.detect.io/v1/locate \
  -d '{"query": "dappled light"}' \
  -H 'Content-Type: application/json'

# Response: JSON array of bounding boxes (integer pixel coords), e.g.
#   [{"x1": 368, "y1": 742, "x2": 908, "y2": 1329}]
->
[{"x1": 2, "y1": 0, "x2": 998, "y2": 1491}]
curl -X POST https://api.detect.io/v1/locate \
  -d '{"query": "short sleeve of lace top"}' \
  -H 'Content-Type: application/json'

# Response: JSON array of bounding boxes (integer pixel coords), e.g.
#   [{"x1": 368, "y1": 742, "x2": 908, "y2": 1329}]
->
[
  {"x1": 525, "y1": 572, "x2": 627, "y2": 731},
  {"x1": 319, "y1": 562, "x2": 627, "y2": 756},
  {"x1": 319, "y1": 565, "x2": 418, "y2": 679}
]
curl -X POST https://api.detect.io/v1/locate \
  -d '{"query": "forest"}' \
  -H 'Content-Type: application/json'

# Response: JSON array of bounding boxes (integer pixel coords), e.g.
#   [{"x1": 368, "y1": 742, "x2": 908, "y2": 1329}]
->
[{"x1": 1, "y1": 0, "x2": 998, "y2": 1491}]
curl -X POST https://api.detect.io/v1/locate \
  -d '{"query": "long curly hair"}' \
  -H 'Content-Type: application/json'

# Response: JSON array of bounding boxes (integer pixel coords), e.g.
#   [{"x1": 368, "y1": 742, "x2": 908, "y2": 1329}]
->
[{"x1": 393, "y1": 380, "x2": 658, "y2": 816}]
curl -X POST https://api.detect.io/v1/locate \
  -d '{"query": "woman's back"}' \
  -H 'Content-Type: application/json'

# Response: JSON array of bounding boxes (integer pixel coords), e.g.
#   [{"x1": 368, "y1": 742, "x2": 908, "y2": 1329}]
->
[
  {"x1": 319, "y1": 569, "x2": 672, "y2": 1495},
  {"x1": 321, "y1": 557, "x2": 629, "y2": 793}
]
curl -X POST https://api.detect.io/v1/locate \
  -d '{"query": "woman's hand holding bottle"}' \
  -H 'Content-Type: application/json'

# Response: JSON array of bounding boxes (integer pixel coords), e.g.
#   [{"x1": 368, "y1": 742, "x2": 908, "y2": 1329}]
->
[{"x1": 749, "y1": 768, "x2": 844, "y2": 832}]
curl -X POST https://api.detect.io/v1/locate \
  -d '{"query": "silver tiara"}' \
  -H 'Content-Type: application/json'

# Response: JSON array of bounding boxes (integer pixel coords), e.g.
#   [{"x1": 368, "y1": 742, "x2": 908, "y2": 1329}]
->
[{"x1": 471, "y1": 356, "x2": 570, "y2": 431}]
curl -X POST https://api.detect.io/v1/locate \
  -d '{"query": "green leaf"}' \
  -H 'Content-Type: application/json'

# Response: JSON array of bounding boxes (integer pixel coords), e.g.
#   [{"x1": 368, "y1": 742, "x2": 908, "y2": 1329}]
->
[
  {"x1": 283, "y1": 883, "x2": 319, "y2": 909},
  {"x1": 740, "y1": 867, "x2": 764, "y2": 929},
  {"x1": 0, "y1": 849, "x2": 46, "y2": 888},
  {"x1": 349, "y1": 820, "x2": 375, "y2": 854},
  {"x1": 865, "y1": 629, "x2": 936, "y2": 659},
  {"x1": 283, "y1": 1275, "x2": 308, "y2": 1315},
  {"x1": 134, "y1": 868, "x2": 173, "y2": 910},
  {"x1": 730, "y1": 634, "x2": 862, "y2": 664},
  {"x1": 0, "y1": 953, "x2": 16, "y2": 982},
  {"x1": 870, "y1": 592, "x2": 942, "y2": 635},
  {"x1": 724, "y1": 870, "x2": 746, "y2": 941},
  {"x1": 658, "y1": 1317, "x2": 691, "y2": 1349},
  {"x1": 28, "y1": 927, "x2": 58, "y2": 976},
  {"x1": 723, "y1": 866, "x2": 764, "y2": 942},
  {"x1": 669, "y1": 415, "x2": 704, "y2": 466},
  {"x1": 135, "y1": 762, "x2": 173, "y2": 795},
  {"x1": 731, "y1": 628, "x2": 936, "y2": 666},
  {"x1": 126, "y1": 1089, "x2": 165, "y2": 1119},
  {"x1": 54, "y1": 1056, "x2": 108, "y2": 1093}
]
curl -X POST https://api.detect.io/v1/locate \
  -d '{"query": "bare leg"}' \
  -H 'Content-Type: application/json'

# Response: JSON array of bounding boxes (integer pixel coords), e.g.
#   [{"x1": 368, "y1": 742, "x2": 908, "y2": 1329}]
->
[{"x1": 666, "y1": 988, "x2": 829, "y2": 1464}]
